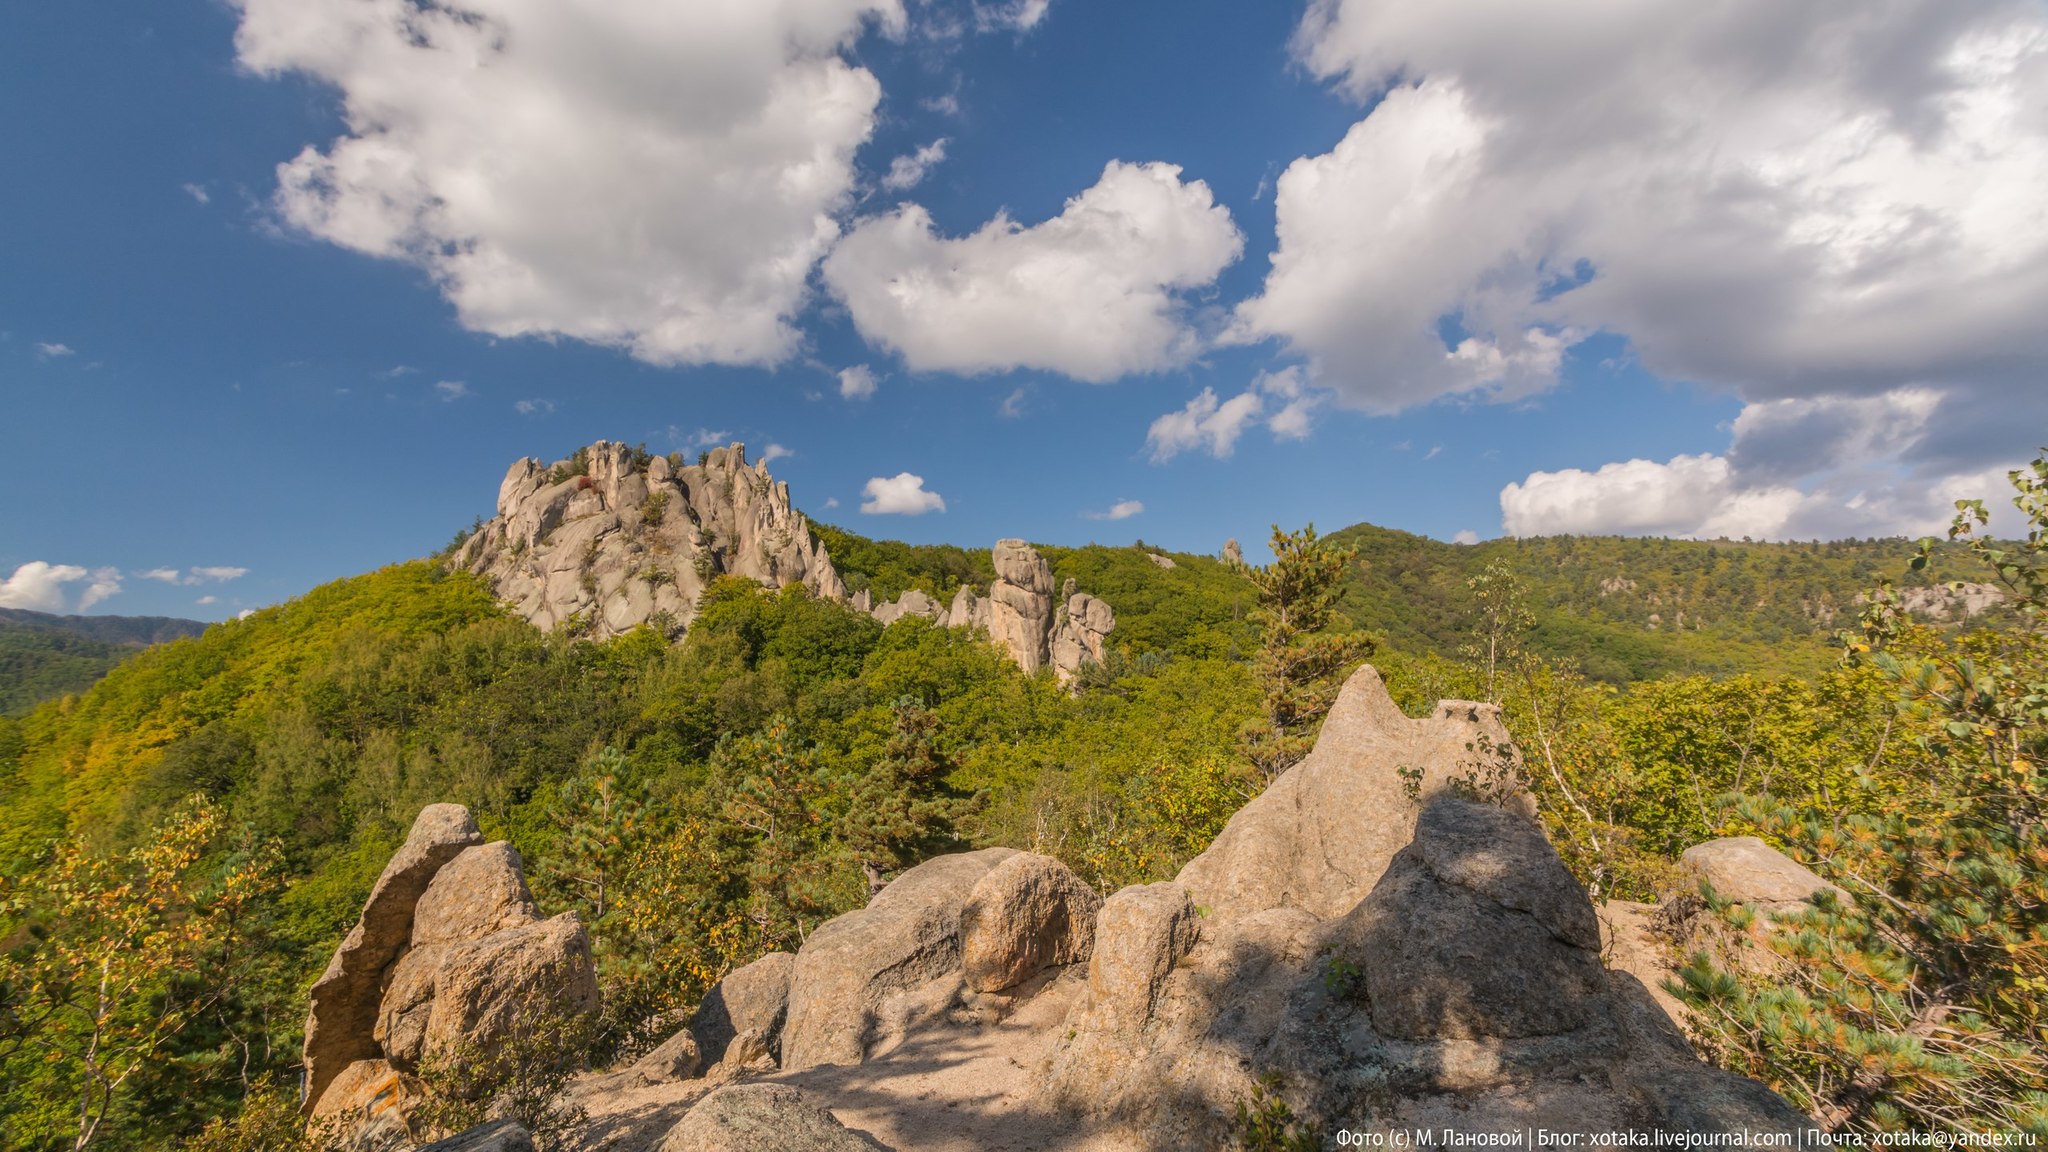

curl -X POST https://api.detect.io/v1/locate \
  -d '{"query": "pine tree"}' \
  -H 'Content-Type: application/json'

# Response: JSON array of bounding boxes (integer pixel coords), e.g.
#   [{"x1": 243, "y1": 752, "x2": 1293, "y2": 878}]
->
[
  {"x1": 705, "y1": 718, "x2": 843, "y2": 946},
  {"x1": 1236, "y1": 524, "x2": 1375, "y2": 782},
  {"x1": 838, "y1": 696, "x2": 976, "y2": 897},
  {"x1": 542, "y1": 745, "x2": 645, "y2": 923},
  {"x1": 1674, "y1": 455, "x2": 2048, "y2": 1136}
]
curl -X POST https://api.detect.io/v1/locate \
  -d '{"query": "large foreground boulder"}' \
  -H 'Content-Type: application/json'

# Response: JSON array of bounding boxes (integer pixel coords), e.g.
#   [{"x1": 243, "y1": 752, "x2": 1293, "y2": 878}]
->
[
  {"x1": 689, "y1": 951, "x2": 795, "y2": 1067},
  {"x1": 1038, "y1": 678, "x2": 1808, "y2": 1144},
  {"x1": 659, "y1": 1084, "x2": 886, "y2": 1152},
  {"x1": 958, "y1": 852, "x2": 1100, "y2": 993},
  {"x1": 1682, "y1": 835, "x2": 1845, "y2": 914},
  {"x1": 304, "y1": 806, "x2": 599, "y2": 1121},
  {"x1": 1335, "y1": 799, "x2": 1606, "y2": 1040},
  {"x1": 779, "y1": 848, "x2": 1016, "y2": 1070},
  {"x1": 1175, "y1": 666, "x2": 1533, "y2": 923},
  {"x1": 305, "y1": 805, "x2": 481, "y2": 1111}
]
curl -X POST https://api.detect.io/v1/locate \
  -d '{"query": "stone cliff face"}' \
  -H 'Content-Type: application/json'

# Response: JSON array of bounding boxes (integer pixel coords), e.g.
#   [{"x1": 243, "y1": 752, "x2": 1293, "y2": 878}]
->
[
  {"x1": 452, "y1": 442, "x2": 1114, "y2": 682},
  {"x1": 453, "y1": 442, "x2": 845, "y2": 641}
]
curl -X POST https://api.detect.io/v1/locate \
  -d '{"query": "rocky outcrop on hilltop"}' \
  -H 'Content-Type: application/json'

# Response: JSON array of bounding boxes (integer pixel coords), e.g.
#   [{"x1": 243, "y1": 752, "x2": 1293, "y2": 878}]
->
[
  {"x1": 304, "y1": 806, "x2": 600, "y2": 1138},
  {"x1": 453, "y1": 442, "x2": 1117, "y2": 681},
  {"x1": 453, "y1": 442, "x2": 845, "y2": 640}
]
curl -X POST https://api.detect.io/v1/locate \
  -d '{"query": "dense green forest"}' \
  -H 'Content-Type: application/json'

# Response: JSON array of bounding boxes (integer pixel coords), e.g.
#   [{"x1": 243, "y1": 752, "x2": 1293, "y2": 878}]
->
[
  {"x1": 0, "y1": 608, "x2": 207, "y2": 716},
  {"x1": 1, "y1": 480, "x2": 2042, "y2": 1147},
  {"x1": 1332, "y1": 524, "x2": 1994, "y2": 683}
]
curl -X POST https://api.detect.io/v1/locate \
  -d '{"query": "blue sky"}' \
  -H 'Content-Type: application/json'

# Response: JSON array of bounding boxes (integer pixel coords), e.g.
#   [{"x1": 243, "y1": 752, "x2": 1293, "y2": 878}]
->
[{"x1": 4, "y1": 0, "x2": 2044, "y2": 621}]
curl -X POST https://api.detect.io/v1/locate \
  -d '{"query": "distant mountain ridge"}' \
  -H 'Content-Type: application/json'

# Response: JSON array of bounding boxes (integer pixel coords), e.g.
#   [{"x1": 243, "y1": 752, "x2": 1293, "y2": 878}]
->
[{"x1": 0, "y1": 607, "x2": 207, "y2": 715}]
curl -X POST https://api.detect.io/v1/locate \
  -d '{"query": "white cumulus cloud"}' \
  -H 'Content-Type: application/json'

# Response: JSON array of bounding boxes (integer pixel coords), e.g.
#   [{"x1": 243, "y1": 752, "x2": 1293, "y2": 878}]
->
[
  {"x1": 35, "y1": 342, "x2": 74, "y2": 359},
  {"x1": 1268, "y1": 0, "x2": 2048, "y2": 537},
  {"x1": 1083, "y1": 500, "x2": 1145, "y2": 521},
  {"x1": 1501, "y1": 386, "x2": 2030, "y2": 540},
  {"x1": 839, "y1": 365, "x2": 879, "y2": 400},
  {"x1": 0, "y1": 562, "x2": 90, "y2": 613},
  {"x1": 860, "y1": 472, "x2": 947, "y2": 515},
  {"x1": 824, "y1": 161, "x2": 1243, "y2": 382},
  {"x1": 760, "y1": 443, "x2": 795, "y2": 464},
  {"x1": 1251, "y1": 1, "x2": 2048, "y2": 421},
  {"x1": 514, "y1": 398, "x2": 555, "y2": 416},
  {"x1": 1144, "y1": 367, "x2": 1327, "y2": 462},
  {"x1": 232, "y1": 0, "x2": 904, "y2": 367},
  {"x1": 434, "y1": 380, "x2": 468, "y2": 401},
  {"x1": 881, "y1": 138, "x2": 948, "y2": 192}
]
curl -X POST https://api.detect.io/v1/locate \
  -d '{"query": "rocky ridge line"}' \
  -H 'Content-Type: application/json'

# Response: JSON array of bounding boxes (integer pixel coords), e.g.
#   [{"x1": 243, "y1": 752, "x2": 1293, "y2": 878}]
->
[{"x1": 452, "y1": 441, "x2": 1113, "y2": 682}]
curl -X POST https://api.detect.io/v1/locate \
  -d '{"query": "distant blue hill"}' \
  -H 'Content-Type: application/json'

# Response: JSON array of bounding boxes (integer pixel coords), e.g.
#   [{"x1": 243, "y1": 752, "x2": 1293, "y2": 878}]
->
[{"x1": 0, "y1": 607, "x2": 208, "y2": 715}]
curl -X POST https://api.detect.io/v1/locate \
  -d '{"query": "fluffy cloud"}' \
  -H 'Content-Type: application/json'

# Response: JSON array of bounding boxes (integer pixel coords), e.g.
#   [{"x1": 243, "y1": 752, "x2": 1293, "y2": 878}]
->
[
  {"x1": 881, "y1": 138, "x2": 948, "y2": 192},
  {"x1": 839, "y1": 365, "x2": 879, "y2": 400},
  {"x1": 1251, "y1": 1, "x2": 2048, "y2": 422},
  {"x1": 760, "y1": 443, "x2": 795, "y2": 464},
  {"x1": 0, "y1": 562, "x2": 90, "y2": 612},
  {"x1": 434, "y1": 380, "x2": 468, "y2": 401},
  {"x1": 1501, "y1": 386, "x2": 2032, "y2": 540},
  {"x1": 824, "y1": 161, "x2": 1243, "y2": 381},
  {"x1": 1144, "y1": 368, "x2": 1325, "y2": 462},
  {"x1": 1146, "y1": 388, "x2": 1265, "y2": 462},
  {"x1": 514, "y1": 398, "x2": 555, "y2": 416},
  {"x1": 1266, "y1": 1, "x2": 2048, "y2": 537},
  {"x1": 233, "y1": 0, "x2": 904, "y2": 367},
  {"x1": 79, "y1": 568, "x2": 123, "y2": 611},
  {"x1": 860, "y1": 472, "x2": 947, "y2": 515},
  {"x1": 191, "y1": 566, "x2": 250, "y2": 582},
  {"x1": 1083, "y1": 500, "x2": 1144, "y2": 521},
  {"x1": 1501, "y1": 452, "x2": 2023, "y2": 541},
  {"x1": 34, "y1": 342, "x2": 73, "y2": 359}
]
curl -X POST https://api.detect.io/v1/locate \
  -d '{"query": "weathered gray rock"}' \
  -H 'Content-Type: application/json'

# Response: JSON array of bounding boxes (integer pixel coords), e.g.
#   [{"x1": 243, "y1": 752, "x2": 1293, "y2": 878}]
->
[
  {"x1": 958, "y1": 853, "x2": 1102, "y2": 993},
  {"x1": 632, "y1": 1028, "x2": 703, "y2": 1084},
  {"x1": 305, "y1": 804, "x2": 481, "y2": 1112},
  {"x1": 1048, "y1": 590, "x2": 1114, "y2": 682},
  {"x1": 1076, "y1": 882, "x2": 1199, "y2": 1033},
  {"x1": 986, "y1": 540, "x2": 1056, "y2": 676},
  {"x1": 413, "y1": 842, "x2": 543, "y2": 944},
  {"x1": 942, "y1": 586, "x2": 988, "y2": 631},
  {"x1": 780, "y1": 848, "x2": 1016, "y2": 1070},
  {"x1": 456, "y1": 441, "x2": 846, "y2": 641},
  {"x1": 1681, "y1": 836, "x2": 1844, "y2": 912},
  {"x1": 1221, "y1": 539, "x2": 1243, "y2": 566},
  {"x1": 871, "y1": 589, "x2": 943, "y2": 627},
  {"x1": 689, "y1": 951, "x2": 795, "y2": 1068},
  {"x1": 377, "y1": 842, "x2": 551, "y2": 1065},
  {"x1": 1144, "y1": 552, "x2": 1176, "y2": 569},
  {"x1": 1036, "y1": 691, "x2": 1807, "y2": 1147},
  {"x1": 418, "y1": 1119, "x2": 536, "y2": 1152},
  {"x1": 1175, "y1": 665, "x2": 1532, "y2": 924},
  {"x1": 420, "y1": 912, "x2": 601, "y2": 1073},
  {"x1": 1333, "y1": 798, "x2": 1606, "y2": 1040},
  {"x1": 658, "y1": 1084, "x2": 885, "y2": 1152}
]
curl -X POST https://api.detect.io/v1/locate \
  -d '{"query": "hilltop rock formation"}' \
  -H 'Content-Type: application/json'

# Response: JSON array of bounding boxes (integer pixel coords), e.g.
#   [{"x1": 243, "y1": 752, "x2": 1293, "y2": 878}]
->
[
  {"x1": 452, "y1": 442, "x2": 1115, "y2": 682},
  {"x1": 303, "y1": 806, "x2": 599, "y2": 1131},
  {"x1": 454, "y1": 442, "x2": 845, "y2": 640},
  {"x1": 1038, "y1": 667, "x2": 1806, "y2": 1142}
]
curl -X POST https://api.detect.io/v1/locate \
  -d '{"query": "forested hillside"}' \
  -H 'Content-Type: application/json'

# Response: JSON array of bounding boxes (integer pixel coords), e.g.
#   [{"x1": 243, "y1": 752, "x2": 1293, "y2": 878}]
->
[
  {"x1": 1331, "y1": 525, "x2": 1991, "y2": 682},
  {"x1": 1, "y1": 480, "x2": 2042, "y2": 1147},
  {"x1": 0, "y1": 608, "x2": 207, "y2": 716}
]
